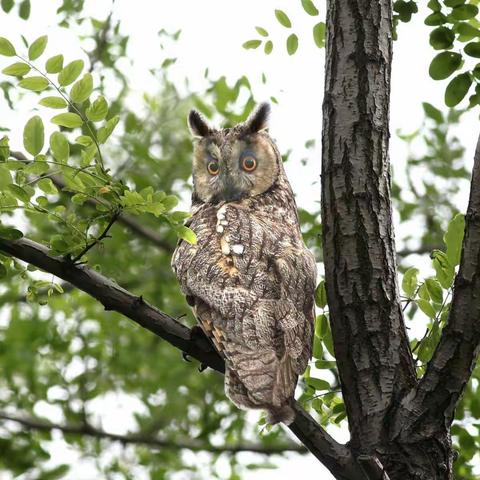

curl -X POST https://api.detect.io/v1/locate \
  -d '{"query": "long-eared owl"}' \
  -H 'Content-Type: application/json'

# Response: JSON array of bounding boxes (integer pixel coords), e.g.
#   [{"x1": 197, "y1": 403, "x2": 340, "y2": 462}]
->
[{"x1": 172, "y1": 104, "x2": 316, "y2": 425}]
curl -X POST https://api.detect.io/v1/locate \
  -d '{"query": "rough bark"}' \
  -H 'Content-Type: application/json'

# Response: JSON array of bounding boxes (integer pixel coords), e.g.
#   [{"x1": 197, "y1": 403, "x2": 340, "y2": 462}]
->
[
  {"x1": 321, "y1": 0, "x2": 416, "y2": 450},
  {"x1": 0, "y1": 236, "x2": 361, "y2": 480},
  {"x1": 321, "y1": 1, "x2": 480, "y2": 479}
]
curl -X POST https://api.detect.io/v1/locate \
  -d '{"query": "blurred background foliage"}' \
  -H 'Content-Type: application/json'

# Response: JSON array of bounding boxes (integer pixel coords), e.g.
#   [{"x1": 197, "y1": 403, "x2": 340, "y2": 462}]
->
[{"x1": 0, "y1": 1, "x2": 479, "y2": 480}]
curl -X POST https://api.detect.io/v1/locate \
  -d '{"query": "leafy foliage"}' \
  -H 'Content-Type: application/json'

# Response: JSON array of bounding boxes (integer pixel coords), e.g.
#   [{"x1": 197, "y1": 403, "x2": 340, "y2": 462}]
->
[{"x1": 243, "y1": 2, "x2": 325, "y2": 55}]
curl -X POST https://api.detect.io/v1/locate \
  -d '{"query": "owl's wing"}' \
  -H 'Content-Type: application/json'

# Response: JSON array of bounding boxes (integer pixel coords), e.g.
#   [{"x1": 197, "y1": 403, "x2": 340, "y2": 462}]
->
[{"x1": 173, "y1": 204, "x2": 316, "y2": 411}]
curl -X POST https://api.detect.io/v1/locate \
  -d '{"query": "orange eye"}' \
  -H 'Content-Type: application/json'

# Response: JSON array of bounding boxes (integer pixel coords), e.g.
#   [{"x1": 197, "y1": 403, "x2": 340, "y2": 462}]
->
[
  {"x1": 207, "y1": 161, "x2": 219, "y2": 175},
  {"x1": 242, "y1": 155, "x2": 257, "y2": 172}
]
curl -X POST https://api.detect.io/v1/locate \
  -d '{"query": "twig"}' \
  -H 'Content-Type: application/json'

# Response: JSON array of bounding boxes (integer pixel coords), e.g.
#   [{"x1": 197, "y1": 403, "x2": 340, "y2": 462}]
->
[{"x1": 72, "y1": 209, "x2": 121, "y2": 262}]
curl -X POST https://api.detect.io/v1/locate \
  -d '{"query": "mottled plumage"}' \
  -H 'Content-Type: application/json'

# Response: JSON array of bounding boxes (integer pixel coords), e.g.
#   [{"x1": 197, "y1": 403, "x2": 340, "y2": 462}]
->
[{"x1": 172, "y1": 104, "x2": 316, "y2": 424}]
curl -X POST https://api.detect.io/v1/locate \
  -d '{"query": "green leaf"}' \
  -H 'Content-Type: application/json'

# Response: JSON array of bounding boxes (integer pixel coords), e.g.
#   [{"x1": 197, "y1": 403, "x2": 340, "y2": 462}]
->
[
  {"x1": 301, "y1": 0, "x2": 319, "y2": 16},
  {"x1": 97, "y1": 115, "x2": 119, "y2": 143},
  {"x1": 37, "y1": 178, "x2": 58, "y2": 194},
  {"x1": 19, "y1": 76, "x2": 49, "y2": 92},
  {"x1": 86, "y1": 96, "x2": 108, "y2": 122},
  {"x1": 49, "y1": 132, "x2": 69, "y2": 163},
  {"x1": 275, "y1": 9, "x2": 291, "y2": 28},
  {"x1": 425, "y1": 12, "x2": 447, "y2": 26},
  {"x1": 0, "y1": 262, "x2": 6, "y2": 277},
  {"x1": 0, "y1": 37, "x2": 15, "y2": 56},
  {"x1": 58, "y1": 59, "x2": 84, "y2": 86},
  {"x1": 315, "y1": 280, "x2": 327, "y2": 308},
  {"x1": 312, "y1": 334, "x2": 323, "y2": 359},
  {"x1": 429, "y1": 52, "x2": 462, "y2": 80},
  {"x1": 255, "y1": 26, "x2": 268, "y2": 37},
  {"x1": 313, "y1": 22, "x2": 326, "y2": 48},
  {"x1": 23, "y1": 116, "x2": 44, "y2": 156},
  {"x1": 394, "y1": 0, "x2": 418, "y2": 22},
  {"x1": 75, "y1": 135, "x2": 93, "y2": 146},
  {"x1": 444, "y1": 213, "x2": 465, "y2": 267},
  {"x1": 425, "y1": 278, "x2": 443, "y2": 304},
  {"x1": 455, "y1": 22, "x2": 480, "y2": 42},
  {"x1": 7, "y1": 184, "x2": 31, "y2": 202},
  {"x1": 70, "y1": 73, "x2": 93, "y2": 103},
  {"x1": 445, "y1": 72, "x2": 472, "y2": 107},
  {"x1": 28, "y1": 35, "x2": 48, "y2": 60},
  {"x1": 286, "y1": 33, "x2": 298, "y2": 55},
  {"x1": 51, "y1": 112, "x2": 83, "y2": 128},
  {"x1": 450, "y1": 4, "x2": 478, "y2": 20},
  {"x1": 0, "y1": 136, "x2": 8, "y2": 162},
  {"x1": 307, "y1": 377, "x2": 330, "y2": 391},
  {"x1": 429, "y1": 27, "x2": 455, "y2": 50},
  {"x1": 431, "y1": 250, "x2": 455, "y2": 289},
  {"x1": 427, "y1": 0, "x2": 441, "y2": 11},
  {"x1": 418, "y1": 282, "x2": 430, "y2": 301},
  {"x1": 422, "y1": 102, "x2": 443, "y2": 123},
  {"x1": 25, "y1": 159, "x2": 48, "y2": 175},
  {"x1": 242, "y1": 40, "x2": 262, "y2": 50},
  {"x1": 264, "y1": 41, "x2": 273, "y2": 55},
  {"x1": 0, "y1": 165, "x2": 12, "y2": 188},
  {"x1": 161, "y1": 195, "x2": 179, "y2": 211},
  {"x1": 465, "y1": 41, "x2": 480, "y2": 58},
  {"x1": 402, "y1": 267, "x2": 418, "y2": 298},
  {"x1": 0, "y1": 226, "x2": 23, "y2": 239},
  {"x1": 45, "y1": 54, "x2": 64, "y2": 74},
  {"x1": 19, "y1": 0, "x2": 30, "y2": 19},
  {"x1": 445, "y1": 0, "x2": 466, "y2": 6},
  {"x1": 417, "y1": 299, "x2": 436, "y2": 319},
  {"x1": 1, "y1": 0, "x2": 14, "y2": 13},
  {"x1": 39, "y1": 96, "x2": 67, "y2": 109},
  {"x1": 176, "y1": 226, "x2": 197, "y2": 245},
  {"x1": 80, "y1": 144, "x2": 97, "y2": 167},
  {"x1": 2, "y1": 62, "x2": 31, "y2": 77}
]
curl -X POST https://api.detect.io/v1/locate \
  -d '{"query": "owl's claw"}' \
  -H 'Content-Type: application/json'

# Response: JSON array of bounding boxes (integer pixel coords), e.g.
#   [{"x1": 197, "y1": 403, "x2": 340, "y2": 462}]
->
[
  {"x1": 198, "y1": 362, "x2": 208, "y2": 372},
  {"x1": 182, "y1": 351, "x2": 192, "y2": 362}
]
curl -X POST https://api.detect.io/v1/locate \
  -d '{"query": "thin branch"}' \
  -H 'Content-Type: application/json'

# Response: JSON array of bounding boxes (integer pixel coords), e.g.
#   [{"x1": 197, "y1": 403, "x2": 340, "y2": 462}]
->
[
  {"x1": 393, "y1": 131, "x2": 480, "y2": 440},
  {"x1": 72, "y1": 209, "x2": 121, "y2": 262},
  {"x1": 0, "y1": 235, "x2": 363, "y2": 480},
  {"x1": 0, "y1": 411, "x2": 305, "y2": 455},
  {"x1": 10, "y1": 151, "x2": 172, "y2": 252}
]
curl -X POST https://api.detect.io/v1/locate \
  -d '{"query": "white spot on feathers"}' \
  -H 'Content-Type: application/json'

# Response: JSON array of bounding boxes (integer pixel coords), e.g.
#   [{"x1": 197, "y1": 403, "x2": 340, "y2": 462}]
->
[{"x1": 231, "y1": 244, "x2": 244, "y2": 255}]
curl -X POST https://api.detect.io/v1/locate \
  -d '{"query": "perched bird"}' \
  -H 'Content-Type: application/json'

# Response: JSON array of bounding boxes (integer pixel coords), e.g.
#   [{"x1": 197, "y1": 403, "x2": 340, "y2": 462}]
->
[{"x1": 172, "y1": 103, "x2": 316, "y2": 425}]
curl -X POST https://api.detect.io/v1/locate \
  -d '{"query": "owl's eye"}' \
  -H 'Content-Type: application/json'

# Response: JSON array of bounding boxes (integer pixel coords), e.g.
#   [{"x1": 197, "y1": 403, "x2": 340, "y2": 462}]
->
[
  {"x1": 241, "y1": 155, "x2": 257, "y2": 172},
  {"x1": 207, "y1": 161, "x2": 219, "y2": 175}
]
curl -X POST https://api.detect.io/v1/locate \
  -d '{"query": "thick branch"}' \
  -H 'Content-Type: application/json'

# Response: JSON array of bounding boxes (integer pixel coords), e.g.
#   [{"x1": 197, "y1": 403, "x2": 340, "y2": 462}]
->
[
  {"x1": 0, "y1": 236, "x2": 223, "y2": 373},
  {"x1": 0, "y1": 236, "x2": 363, "y2": 480},
  {"x1": 321, "y1": 0, "x2": 416, "y2": 450},
  {"x1": 0, "y1": 411, "x2": 305, "y2": 454},
  {"x1": 393, "y1": 132, "x2": 480, "y2": 440}
]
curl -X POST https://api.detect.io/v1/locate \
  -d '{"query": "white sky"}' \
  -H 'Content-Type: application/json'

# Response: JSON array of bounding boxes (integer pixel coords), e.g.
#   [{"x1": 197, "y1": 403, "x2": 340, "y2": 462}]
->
[{"x1": 0, "y1": 1, "x2": 479, "y2": 479}]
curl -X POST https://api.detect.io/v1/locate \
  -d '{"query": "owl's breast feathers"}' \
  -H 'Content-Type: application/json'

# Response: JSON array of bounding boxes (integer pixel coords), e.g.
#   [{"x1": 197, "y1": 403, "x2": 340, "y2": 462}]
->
[{"x1": 172, "y1": 195, "x2": 316, "y2": 424}]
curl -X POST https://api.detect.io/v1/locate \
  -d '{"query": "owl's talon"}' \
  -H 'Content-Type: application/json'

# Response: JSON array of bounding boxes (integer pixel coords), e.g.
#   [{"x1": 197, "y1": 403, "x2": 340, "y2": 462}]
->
[
  {"x1": 182, "y1": 352, "x2": 192, "y2": 362},
  {"x1": 198, "y1": 362, "x2": 208, "y2": 372}
]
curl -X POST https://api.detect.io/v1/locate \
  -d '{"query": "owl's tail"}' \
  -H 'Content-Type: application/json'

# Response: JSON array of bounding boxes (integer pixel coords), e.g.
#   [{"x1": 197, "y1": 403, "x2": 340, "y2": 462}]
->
[{"x1": 266, "y1": 403, "x2": 296, "y2": 426}]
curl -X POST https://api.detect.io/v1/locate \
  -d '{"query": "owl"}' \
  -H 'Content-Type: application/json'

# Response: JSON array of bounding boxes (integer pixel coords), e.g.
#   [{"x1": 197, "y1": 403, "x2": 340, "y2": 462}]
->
[{"x1": 171, "y1": 103, "x2": 316, "y2": 425}]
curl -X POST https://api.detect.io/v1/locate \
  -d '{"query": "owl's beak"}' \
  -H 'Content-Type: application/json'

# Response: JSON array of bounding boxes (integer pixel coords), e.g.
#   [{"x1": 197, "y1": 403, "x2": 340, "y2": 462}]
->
[{"x1": 219, "y1": 173, "x2": 244, "y2": 202}]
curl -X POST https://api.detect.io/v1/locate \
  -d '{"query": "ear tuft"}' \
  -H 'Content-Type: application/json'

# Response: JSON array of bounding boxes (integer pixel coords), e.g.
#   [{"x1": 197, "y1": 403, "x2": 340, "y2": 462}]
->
[
  {"x1": 188, "y1": 109, "x2": 211, "y2": 137},
  {"x1": 246, "y1": 102, "x2": 271, "y2": 133}
]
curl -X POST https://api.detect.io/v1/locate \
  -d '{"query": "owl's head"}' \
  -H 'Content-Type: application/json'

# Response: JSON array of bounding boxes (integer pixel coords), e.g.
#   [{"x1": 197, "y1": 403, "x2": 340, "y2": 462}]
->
[{"x1": 188, "y1": 103, "x2": 283, "y2": 204}]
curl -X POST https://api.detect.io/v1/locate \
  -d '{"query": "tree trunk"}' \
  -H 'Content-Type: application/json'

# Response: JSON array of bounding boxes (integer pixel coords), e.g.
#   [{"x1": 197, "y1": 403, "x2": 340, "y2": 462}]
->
[{"x1": 321, "y1": 1, "x2": 454, "y2": 478}]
